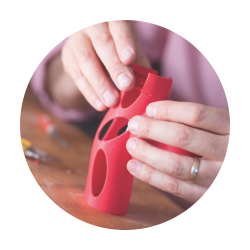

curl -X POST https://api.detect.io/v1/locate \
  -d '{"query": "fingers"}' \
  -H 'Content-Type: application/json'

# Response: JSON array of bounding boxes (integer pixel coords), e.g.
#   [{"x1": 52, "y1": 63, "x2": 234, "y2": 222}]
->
[
  {"x1": 109, "y1": 21, "x2": 151, "y2": 68},
  {"x1": 108, "y1": 21, "x2": 137, "y2": 64},
  {"x1": 61, "y1": 40, "x2": 107, "y2": 111},
  {"x1": 126, "y1": 137, "x2": 221, "y2": 187},
  {"x1": 127, "y1": 159, "x2": 207, "y2": 202},
  {"x1": 69, "y1": 32, "x2": 120, "y2": 107},
  {"x1": 128, "y1": 116, "x2": 229, "y2": 161},
  {"x1": 87, "y1": 23, "x2": 135, "y2": 91},
  {"x1": 62, "y1": 22, "x2": 150, "y2": 110},
  {"x1": 146, "y1": 101, "x2": 230, "y2": 135}
]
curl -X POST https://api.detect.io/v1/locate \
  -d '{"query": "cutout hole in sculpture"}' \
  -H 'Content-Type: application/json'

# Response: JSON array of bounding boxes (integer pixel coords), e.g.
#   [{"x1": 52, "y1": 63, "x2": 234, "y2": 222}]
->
[
  {"x1": 99, "y1": 117, "x2": 128, "y2": 141},
  {"x1": 121, "y1": 88, "x2": 141, "y2": 108},
  {"x1": 92, "y1": 149, "x2": 107, "y2": 197},
  {"x1": 118, "y1": 125, "x2": 128, "y2": 136},
  {"x1": 99, "y1": 119, "x2": 113, "y2": 140}
]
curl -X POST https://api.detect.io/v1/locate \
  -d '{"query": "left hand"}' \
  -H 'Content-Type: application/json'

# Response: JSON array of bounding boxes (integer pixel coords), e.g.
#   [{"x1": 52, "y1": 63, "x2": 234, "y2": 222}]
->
[{"x1": 126, "y1": 101, "x2": 230, "y2": 202}]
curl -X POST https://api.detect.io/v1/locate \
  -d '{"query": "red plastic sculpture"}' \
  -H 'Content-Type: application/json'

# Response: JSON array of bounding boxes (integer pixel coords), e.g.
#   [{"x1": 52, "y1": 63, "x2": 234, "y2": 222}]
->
[{"x1": 83, "y1": 64, "x2": 199, "y2": 215}]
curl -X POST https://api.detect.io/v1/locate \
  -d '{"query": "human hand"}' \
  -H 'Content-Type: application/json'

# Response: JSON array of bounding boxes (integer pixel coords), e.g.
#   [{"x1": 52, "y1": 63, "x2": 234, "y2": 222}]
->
[
  {"x1": 126, "y1": 101, "x2": 230, "y2": 202},
  {"x1": 61, "y1": 21, "x2": 150, "y2": 111}
]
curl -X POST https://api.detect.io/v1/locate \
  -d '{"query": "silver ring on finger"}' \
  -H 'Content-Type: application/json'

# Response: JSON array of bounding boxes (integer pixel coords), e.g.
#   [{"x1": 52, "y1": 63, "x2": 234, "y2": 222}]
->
[{"x1": 188, "y1": 157, "x2": 200, "y2": 182}]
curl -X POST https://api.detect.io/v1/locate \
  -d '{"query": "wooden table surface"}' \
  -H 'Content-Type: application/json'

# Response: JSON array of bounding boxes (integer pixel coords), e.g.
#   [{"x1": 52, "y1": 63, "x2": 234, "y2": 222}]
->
[{"x1": 20, "y1": 87, "x2": 184, "y2": 230}]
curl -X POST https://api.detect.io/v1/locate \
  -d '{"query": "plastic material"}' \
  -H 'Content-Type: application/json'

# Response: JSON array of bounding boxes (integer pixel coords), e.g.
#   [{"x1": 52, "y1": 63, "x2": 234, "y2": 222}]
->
[{"x1": 84, "y1": 64, "x2": 199, "y2": 215}]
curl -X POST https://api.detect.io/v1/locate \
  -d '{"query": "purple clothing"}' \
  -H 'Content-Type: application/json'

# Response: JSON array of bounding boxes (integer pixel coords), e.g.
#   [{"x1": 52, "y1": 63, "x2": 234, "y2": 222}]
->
[
  {"x1": 134, "y1": 21, "x2": 228, "y2": 109},
  {"x1": 30, "y1": 21, "x2": 228, "y2": 121},
  {"x1": 29, "y1": 22, "x2": 227, "y2": 210}
]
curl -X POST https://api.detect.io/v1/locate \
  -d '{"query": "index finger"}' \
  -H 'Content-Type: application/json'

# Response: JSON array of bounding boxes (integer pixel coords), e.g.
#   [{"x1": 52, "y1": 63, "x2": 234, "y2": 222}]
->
[
  {"x1": 146, "y1": 101, "x2": 230, "y2": 135},
  {"x1": 108, "y1": 20, "x2": 137, "y2": 65},
  {"x1": 87, "y1": 23, "x2": 135, "y2": 91},
  {"x1": 109, "y1": 21, "x2": 151, "y2": 68}
]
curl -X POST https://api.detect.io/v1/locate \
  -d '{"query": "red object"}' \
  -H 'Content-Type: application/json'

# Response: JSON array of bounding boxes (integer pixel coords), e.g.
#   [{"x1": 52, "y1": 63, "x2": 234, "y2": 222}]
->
[
  {"x1": 84, "y1": 64, "x2": 199, "y2": 215},
  {"x1": 38, "y1": 114, "x2": 54, "y2": 133}
]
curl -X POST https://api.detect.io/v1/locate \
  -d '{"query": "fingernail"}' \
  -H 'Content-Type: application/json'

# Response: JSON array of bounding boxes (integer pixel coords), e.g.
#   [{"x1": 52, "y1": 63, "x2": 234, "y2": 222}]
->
[
  {"x1": 117, "y1": 73, "x2": 132, "y2": 89},
  {"x1": 120, "y1": 47, "x2": 133, "y2": 61},
  {"x1": 126, "y1": 138, "x2": 137, "y2": 153},
  {"x1": 103, "y1": 90, "x2": 118, "y2": 106},
  {"x1": 127, "y1": 160, "x2": 139, "y2": 173},
  {"x1": 95, "y1": 98, "x2": 104, "y2": 109},
  {"x1": 128, "y1": 117, "x2": 139, "y2": 133},
  {"x1": 146, "y1": 104, "x2": 156, "y2": 118}
]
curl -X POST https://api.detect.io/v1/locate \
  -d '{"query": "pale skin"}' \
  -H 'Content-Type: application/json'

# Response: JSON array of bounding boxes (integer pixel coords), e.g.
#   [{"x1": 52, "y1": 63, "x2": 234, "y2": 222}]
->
[
  {"x1": 47, "y1": 21, "x2": 230, "y2": 202},
  {"x1": 126, "y1": 101, "x2": 229, "y2": 202}
]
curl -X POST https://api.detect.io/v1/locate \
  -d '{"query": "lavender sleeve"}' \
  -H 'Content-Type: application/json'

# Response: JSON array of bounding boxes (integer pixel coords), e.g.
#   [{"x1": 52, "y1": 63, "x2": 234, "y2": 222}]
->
[
  {"x1": 29, "y1": 39, "x2": 96, "y2": 122},
  {"x1": 134, "y1": 21, "x2": 228, "y2": 110},
  {"x1": 134, "y1": 21, "x2": 167, "y2": 64}
]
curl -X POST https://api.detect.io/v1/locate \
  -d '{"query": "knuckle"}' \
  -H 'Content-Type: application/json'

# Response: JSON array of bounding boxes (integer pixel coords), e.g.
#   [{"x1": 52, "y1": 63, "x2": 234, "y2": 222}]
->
[
  {"x1": 175, "y1": 127, "x2": 192, "y2": 146},
  {"x1": 75, "y1": 48, "x2": 92, "y2": 64},
  {"x1": 92, "y1": 77, "x2": 108, "y2": 93},
  {"x1": 171, "y1": 160, "x2": 184, "y2": 177},
  {"x1": 140, "y1": 143, "x2": 151, "y2": 160},
  {"x1": 142, "y1": 119, "x2": 153, "y2": 137},
  {"x1": 164, "y1": 178, "x2": 180, "y2": 194},
  {"x1": 106, "y1": 59, "x2": 120, "y2": 70},
  {"x1": 106, "y1": 59, "x2": 122, "y2": 76},
  {"x1": 159, "y1": 102, "x2": 171, "y2": 119},
  {"x1": 131, "y1": 140, "x2": 150, "y2": 163},
  {"x1": 141, "y1": 168, "x2": 153, "y2": 184},
  {"x1": 93, "y1": 32, "x2": 111, "y2": 46},
  {"x1": 191, "y1": 105, "x2": 207, "y2": 124},
  {"x1": 134, "y1": 140, "x2": 146, "y2": 157},
  {"x1": 110, "y1": 20, "x2": 129, "y2": 29},
  {"x1": 116, "y1": 33, "x2": 130, "y2": 42},
  {"x1": 78, "y1": 81, "x2": 90, "y2": 94}
]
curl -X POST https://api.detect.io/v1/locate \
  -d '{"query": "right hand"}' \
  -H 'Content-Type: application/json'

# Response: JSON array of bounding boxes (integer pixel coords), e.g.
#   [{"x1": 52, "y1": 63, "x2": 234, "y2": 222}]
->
[{"x1": 61, "y1": 21, "x2": 151, "y2": 111}]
